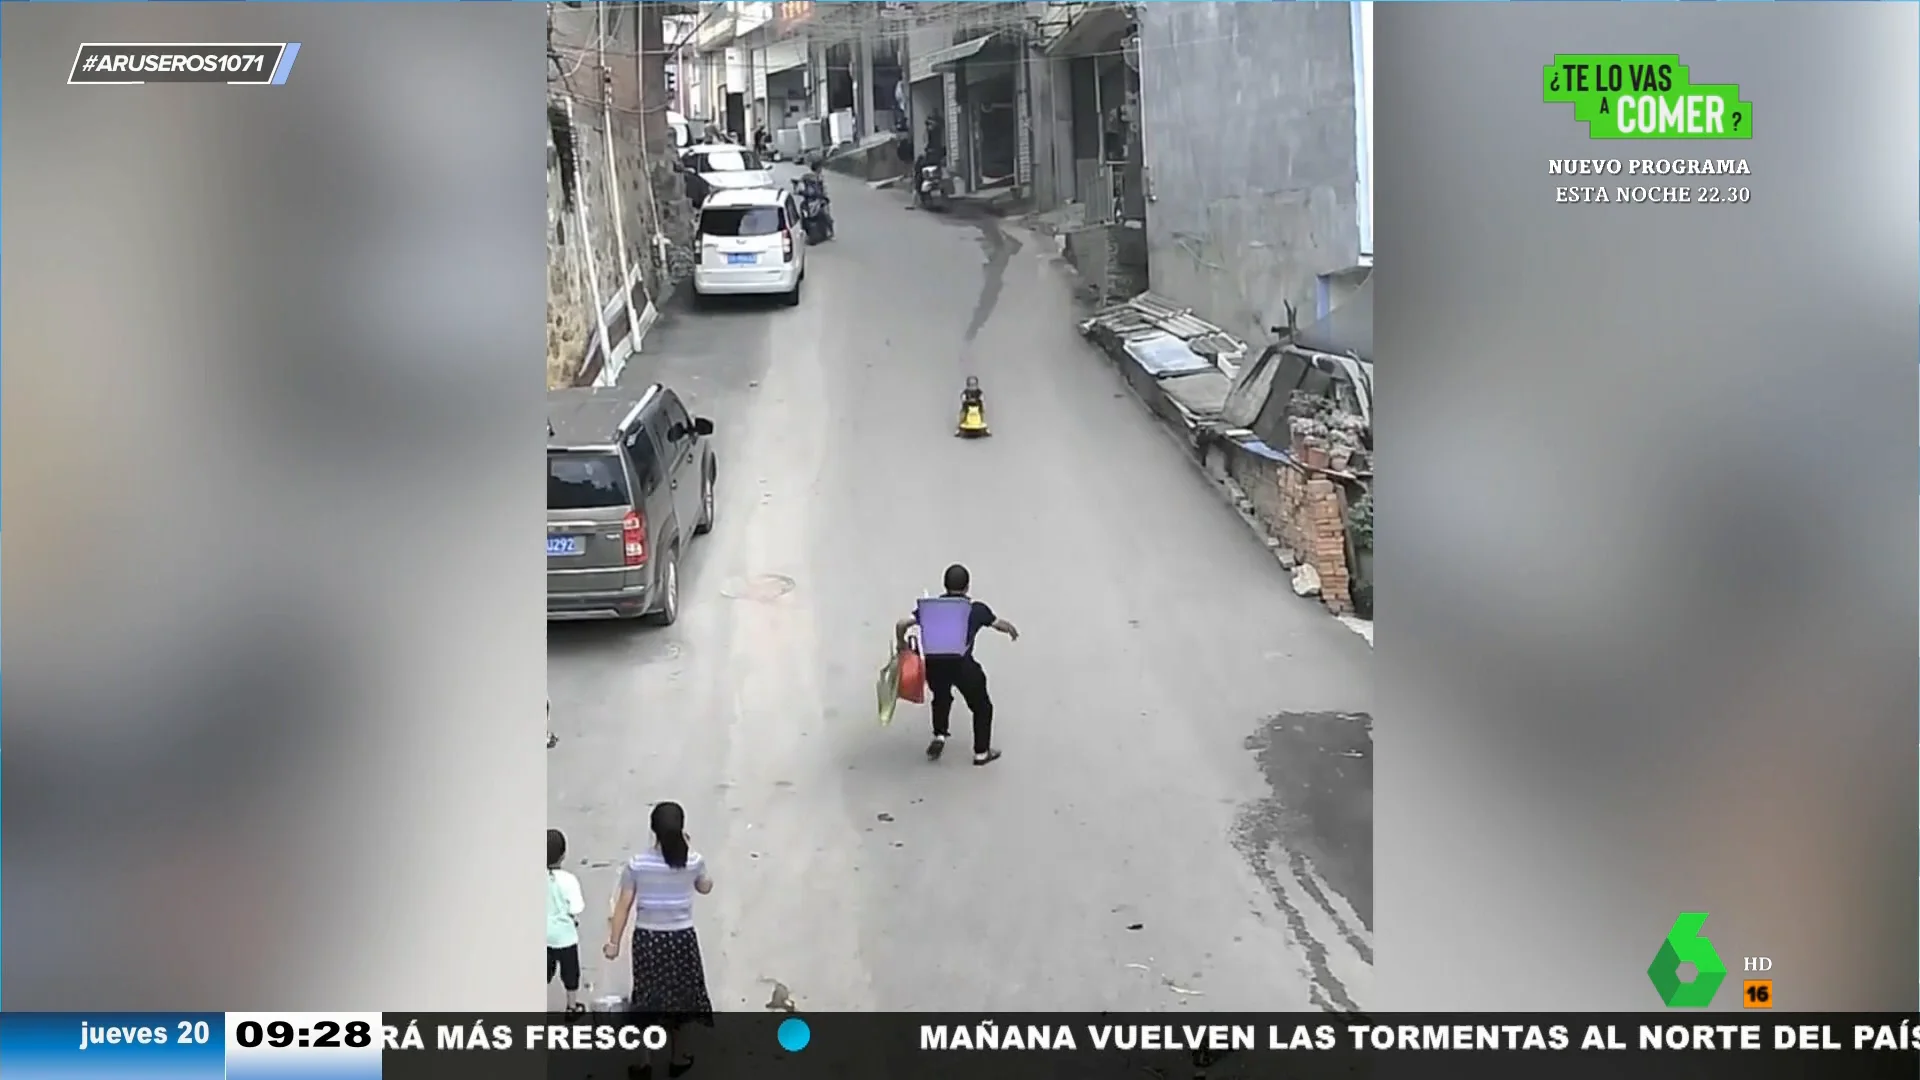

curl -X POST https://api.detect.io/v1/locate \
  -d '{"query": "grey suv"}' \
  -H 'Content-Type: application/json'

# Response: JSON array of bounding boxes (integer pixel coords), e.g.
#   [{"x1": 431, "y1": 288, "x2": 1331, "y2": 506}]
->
[{"x1": 547, "y1": 384, "x2": 716, "y2": 623}]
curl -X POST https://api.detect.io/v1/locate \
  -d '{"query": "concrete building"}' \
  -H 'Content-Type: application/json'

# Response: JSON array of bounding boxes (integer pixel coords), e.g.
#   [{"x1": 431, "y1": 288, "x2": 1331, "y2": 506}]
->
[
  {"x1": 683, "y1": 2, "x2": 909, "y2": 150},
  {"x1": 807, "y1": 2, "x2": 907, "y2": 141},
  {"x1": 683, "y1": 2, "x2": 765, "y2": 140},
  {"x1": 1029, "y1": 2, "x2": 1137, "y2": 217},
  {"x1": 902, "y1": 3, "x2": 1033, "y2": 197},
  {"x1": 1027, "y1": 2, "x2": 1146, "y2": 298},
  {"x1": 1132, "y1": 1, "x2": 1372, "y2": 350},
  {"x1": 747, "y1": 2, "x2": 814, "y2": 137}
]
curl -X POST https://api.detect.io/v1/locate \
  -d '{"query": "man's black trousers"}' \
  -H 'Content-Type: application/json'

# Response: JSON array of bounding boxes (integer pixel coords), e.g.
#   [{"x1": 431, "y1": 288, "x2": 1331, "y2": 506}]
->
[{"x1": 924, "y1": 654, "x2": 992, "y2": 755}]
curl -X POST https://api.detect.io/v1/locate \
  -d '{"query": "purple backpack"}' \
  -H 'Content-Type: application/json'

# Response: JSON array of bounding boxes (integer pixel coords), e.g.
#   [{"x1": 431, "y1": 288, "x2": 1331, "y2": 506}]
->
[{"x1": 916, "y1": 597, "x2": 974, "y2": 656}]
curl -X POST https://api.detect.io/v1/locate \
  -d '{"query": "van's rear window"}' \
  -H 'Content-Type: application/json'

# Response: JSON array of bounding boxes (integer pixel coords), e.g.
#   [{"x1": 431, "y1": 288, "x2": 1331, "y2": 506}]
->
[
  {"x1": 548, "y1": 452, "x2": 630, "y2": 510},
  {"x1": 697, "y1": 149, "x2": 760, "y2": 172},
  {"x1": 700, "y1": 207, "x2": 783, "y2": 237}
]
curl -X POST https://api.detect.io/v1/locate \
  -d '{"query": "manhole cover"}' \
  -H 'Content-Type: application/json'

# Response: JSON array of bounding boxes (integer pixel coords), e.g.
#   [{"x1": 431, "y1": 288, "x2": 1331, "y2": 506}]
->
[{"x1": 721, "y1": 574, "x2": 796, "y2": 602}]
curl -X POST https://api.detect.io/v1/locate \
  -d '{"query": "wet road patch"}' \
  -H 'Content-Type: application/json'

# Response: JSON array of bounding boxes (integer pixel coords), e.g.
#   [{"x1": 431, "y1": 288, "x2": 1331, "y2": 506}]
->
[{"x1": 1233, "y1": 710, "x2": 1373, "y2": 1011}]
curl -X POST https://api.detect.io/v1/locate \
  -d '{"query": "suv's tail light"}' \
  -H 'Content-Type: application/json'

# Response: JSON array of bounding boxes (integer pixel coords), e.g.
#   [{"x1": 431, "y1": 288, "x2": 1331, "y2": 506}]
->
[
  {"x1": 781, "y1": 226, "x2": 794, "y2": 262},
  {"x1": 622, "y1": 510, "x2": 647, "y2": 566}
]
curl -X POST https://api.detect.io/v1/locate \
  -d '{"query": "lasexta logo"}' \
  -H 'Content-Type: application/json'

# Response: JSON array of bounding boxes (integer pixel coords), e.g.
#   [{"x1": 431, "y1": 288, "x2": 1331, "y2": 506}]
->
[{"x1": 1648, "y1": 912, "x2": 1726, "y2": 1007}]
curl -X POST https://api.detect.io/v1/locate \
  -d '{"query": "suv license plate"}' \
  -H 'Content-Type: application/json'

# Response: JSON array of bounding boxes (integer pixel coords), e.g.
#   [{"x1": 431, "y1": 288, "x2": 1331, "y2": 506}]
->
[
  {"x1": 727, "y1": 252, "x2": 756, "y2": 265},
  {"x1": 548, "y1": 535, "x2": 582, "y2": 557}
]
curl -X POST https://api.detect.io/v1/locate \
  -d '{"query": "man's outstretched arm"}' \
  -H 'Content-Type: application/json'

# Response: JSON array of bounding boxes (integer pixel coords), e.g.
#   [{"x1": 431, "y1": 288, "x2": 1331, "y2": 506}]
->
[
  {"x1": 895, "y1": 615, "x2": 918, "y2": 649},
  {"x1": 991, "y1": 617, "x2": 1019, "y2": 642}
]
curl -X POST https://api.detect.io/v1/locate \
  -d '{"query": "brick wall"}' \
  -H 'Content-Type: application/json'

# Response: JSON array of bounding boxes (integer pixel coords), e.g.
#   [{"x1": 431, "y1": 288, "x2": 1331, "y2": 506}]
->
[
  {"x1": 1226, "y1": 445, "x2": 1355, "y2": 615},
  {"x1": 1287, "y1": 469, "x2": 1354, "y2": 614}
]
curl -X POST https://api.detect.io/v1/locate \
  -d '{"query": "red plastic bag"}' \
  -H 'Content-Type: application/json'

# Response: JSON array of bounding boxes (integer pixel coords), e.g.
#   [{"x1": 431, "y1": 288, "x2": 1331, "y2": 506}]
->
[{"x1": 897, "y1": 649, "x2": 926, "y2": 704}]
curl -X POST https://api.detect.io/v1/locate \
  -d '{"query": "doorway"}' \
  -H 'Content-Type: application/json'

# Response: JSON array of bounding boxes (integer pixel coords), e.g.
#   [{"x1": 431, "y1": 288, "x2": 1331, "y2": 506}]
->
[
  {"x1": 724, "y1": 91, "x2": 745, "y2": 144},
  {"x1": 967, "y1": 69, "x2": 1017, "y2": 188}
]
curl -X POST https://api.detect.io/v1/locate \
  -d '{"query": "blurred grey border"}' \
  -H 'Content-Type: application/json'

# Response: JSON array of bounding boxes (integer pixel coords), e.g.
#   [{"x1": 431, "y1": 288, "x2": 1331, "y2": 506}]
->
[
  {"x1": 3, "y1": 5, "x2": 548, "y2": 1009},
  {"x1": 1377, "y1": 3, "x2": 1918, "y2": 1010}
]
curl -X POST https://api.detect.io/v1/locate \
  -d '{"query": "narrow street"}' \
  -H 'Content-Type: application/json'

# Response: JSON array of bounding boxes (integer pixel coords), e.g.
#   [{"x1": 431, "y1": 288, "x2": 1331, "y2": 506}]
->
[{"x1": 548, "y1": 166, "x2": 1374, "y2": 1012}]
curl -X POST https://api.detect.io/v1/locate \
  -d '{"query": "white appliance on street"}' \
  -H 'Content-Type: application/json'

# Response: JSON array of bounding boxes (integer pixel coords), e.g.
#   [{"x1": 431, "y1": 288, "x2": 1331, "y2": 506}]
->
[
  {"x1": 828, "y1": 109, "x2": 856, "y2": 148},
  {"x1": 797, "y1": 118, "x2": 824, "y2": 155}
]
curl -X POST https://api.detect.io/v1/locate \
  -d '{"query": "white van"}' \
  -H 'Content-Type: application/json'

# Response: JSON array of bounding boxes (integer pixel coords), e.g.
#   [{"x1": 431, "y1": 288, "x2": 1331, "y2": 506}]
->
[
  {"x1": 692, "y1": 187, "x2": 805, "y2": 306},
  {"x1": 682, "y1": 143, "x2": 776, "y2": 192}
]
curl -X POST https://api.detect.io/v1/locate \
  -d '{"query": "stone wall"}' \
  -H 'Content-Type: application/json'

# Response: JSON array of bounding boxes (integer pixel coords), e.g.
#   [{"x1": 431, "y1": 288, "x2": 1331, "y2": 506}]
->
[
  {"x1": 546, "y1": 116, "x2": 595, "y2": 391},
  {"x1": 546, "y1": 99, "x2": 627, "y2": 389},
  {"x1": 546, "y1": 3, "x2": 696, "y2": 389}
]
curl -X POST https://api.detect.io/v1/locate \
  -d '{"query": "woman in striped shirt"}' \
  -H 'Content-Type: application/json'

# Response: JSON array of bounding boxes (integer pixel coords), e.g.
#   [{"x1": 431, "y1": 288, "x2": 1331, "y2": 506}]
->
[{"x1": 603, "y1": 801, "x2": 714, "y2": 1076}]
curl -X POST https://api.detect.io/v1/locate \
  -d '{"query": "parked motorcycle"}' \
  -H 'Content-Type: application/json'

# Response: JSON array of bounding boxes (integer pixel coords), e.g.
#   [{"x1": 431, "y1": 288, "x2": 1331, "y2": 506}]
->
[{"x1": 914, "y1": 162, "x2": 951, "y2": 210}]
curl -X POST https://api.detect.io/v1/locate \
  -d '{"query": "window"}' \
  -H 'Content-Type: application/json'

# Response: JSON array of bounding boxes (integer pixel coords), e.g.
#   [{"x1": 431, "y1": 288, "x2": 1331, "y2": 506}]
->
[
  {"x1": 548, "y1": 452, "x2": 630, "y2": 510},
  {"x1": 1272, "y1": 352, "x2": 1311, "y2": 397},
  {"x1": 1299, "y1": 363, "x2": 1334, "y2": 398},
  {"x1": 1330, "y1": 374, "x2": 1363, "y2": 417},
  {"x1": 700, "y1": 207, "x2": 784, "y2": 237},
  {"x1": 696, "y1": 149, "x2": 761, "y2": 172},
  {"x1": 661, "y1": 397, "x2": 695, "y2": 458},
  {"x1": 624, "y1": 430, "x2": 662, "y2": 493}
]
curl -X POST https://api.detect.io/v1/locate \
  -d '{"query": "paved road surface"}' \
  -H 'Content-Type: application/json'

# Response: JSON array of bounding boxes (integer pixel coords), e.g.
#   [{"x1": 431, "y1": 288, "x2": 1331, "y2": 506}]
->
[{"x1": 548, "y1": 166, "x2": 1374, "y2": 1012}]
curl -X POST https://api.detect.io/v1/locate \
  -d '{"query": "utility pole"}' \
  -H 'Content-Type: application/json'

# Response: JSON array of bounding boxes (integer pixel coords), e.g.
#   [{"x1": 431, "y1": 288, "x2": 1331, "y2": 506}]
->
[
  {"x1": 744, "y1": 20, "x2": 758, "y2": 142},
  {"x1": 599, "y1": 0, "x2": 642, "y2": 376},
  {"x1": 638, "y1": 2, "x2": 686, "y2": 292},
  {"x1": 638, "y1": 3, "x2": 671, "y2": 151}
]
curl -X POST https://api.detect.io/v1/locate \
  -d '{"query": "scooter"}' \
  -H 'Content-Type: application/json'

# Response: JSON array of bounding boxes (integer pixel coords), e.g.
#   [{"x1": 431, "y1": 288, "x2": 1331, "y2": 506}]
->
[
  {"x1": 915, "y1": 162, "x2": 951, "y2": 211},
  {"x1": 799, "y1": 195, "x2": 833, "y2": 243}
]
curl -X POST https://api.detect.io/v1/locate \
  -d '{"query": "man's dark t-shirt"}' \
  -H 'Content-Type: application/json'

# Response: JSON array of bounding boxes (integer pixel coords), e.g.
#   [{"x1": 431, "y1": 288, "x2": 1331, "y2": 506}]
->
[{"x1": 911, "y1": 593, "x2": 996, "y2": 657}]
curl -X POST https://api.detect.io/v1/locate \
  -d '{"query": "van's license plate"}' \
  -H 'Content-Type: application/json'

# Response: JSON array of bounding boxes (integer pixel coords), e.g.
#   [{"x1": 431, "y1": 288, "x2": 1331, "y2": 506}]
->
[
  {"x1": 727, "y1": 253, "x2": 756, "y2": 265},
  {"x1": 548, "y1": 535, "x2": 583, "y2": 557}
]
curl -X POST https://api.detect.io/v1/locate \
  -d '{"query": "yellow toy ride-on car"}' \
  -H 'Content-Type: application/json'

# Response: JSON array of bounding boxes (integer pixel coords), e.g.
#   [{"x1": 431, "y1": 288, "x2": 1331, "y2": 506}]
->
[{"x1": 956, "y1": 376, "x2": 991, "y2": 438}]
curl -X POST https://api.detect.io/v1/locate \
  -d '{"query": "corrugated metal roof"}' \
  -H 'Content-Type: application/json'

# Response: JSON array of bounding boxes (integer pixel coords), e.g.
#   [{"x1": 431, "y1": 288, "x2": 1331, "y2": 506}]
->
[
  {"x1": 1187, "y1": 331, "x2": 1246, "y2": 362},
  {"x1": 1121, "y1": 332, "x2": 1213, "y2": 378},
  {"x1": 1128, "y1": 293, "x2": 1179, "y2": 316},
  {"x1": 1080, "y1": 293, "x2": 1247, "y2": 372},
  {"x1": 1159, "y1": 369, "x2": 1233, "y2": 417},
  {"x1": 922, "y1": 34, "x2": 999, "y2": 71}
]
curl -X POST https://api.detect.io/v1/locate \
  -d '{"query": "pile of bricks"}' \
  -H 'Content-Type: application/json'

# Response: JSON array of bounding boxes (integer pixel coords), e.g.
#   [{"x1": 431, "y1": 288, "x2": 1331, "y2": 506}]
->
[
  {"x1": 1278, "y1": 468, "x2": 1354, "y2": 614},
  {"x1": 1226, "y1": 444, "x2": 1355, "y2": 616}
]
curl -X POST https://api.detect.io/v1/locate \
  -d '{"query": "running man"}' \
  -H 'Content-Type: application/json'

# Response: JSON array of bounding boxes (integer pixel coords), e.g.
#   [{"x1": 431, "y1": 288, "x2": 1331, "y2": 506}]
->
[{"x1": 894, "y1": 564, "x2": 1018, "y2": 765}]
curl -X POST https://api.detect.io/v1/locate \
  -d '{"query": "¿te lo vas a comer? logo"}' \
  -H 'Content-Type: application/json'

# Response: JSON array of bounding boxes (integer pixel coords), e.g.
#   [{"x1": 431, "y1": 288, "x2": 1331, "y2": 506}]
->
[
  {"x1": 1544, "y1": 55, "x2": 1751, "y2": 140},
  {"x1": 1648, "y1": 912, "x2": 1727, "y2": 1007}
]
